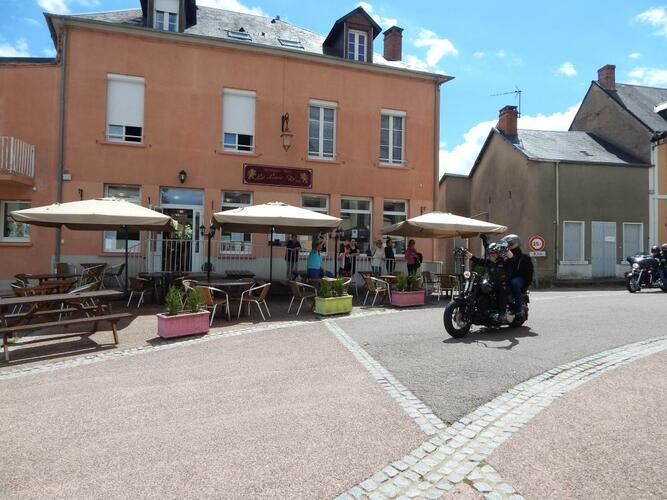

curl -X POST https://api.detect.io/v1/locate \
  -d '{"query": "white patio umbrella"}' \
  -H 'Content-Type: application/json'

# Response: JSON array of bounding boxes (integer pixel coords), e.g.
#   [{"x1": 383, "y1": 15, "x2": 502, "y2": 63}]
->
[
  {"x1": 381, "y1": 212, "x2": 507, "y2": 239},
  {"x1": 11, "y1": 198, "x2": 178, "y2": 290},
  {"x1": 212, "y1": 201, "x2": 342, "y2": 281}
]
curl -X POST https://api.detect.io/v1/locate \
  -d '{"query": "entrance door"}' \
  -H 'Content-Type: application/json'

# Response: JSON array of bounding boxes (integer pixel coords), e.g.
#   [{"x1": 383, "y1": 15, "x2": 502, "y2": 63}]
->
[
  {"x1": 592, "y1": 221, "x2": 616, "y2": 278},
  {"x1": 160, "y1": 208, "x2": 196, "y2": 273}
]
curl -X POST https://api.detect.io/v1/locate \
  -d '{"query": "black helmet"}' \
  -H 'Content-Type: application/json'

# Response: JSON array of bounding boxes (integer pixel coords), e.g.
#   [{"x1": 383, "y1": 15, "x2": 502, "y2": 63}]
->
[
  {"x1": 651, "y1": 245, "x2": 660, "y2": 255},
  {"x1": 500, "y1": 234, "x2": 521, "y2": 250}
]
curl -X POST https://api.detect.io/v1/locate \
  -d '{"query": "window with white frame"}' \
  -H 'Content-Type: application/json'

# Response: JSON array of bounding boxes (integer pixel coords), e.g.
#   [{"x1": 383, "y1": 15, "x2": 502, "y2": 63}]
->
[
  {"x1": 154, "y1": 0, "x2": 178, "y2": 31},
  {"x1": 380, "y1": 109, "x2": 405, "y2": 165},
  {"x1": 347, "y1": 29, "x2": 367, "y2": 61},
  {"x1": 308, "y1": 100, "x2": 337, "y2": 159},
  {"x1": 341, "y1": 197, "x2": 372, "y2": 253},
  {"x1": 383, "y1": 199, "x2": 407, "y2": 255},
  {"x1": 104, "y1": 185, "x2": 141, "y2": 252},
  {"x1": 220, "y1": 191, "x2": 252, "y2": 253},
  {"x1": 300, "y1": 194, "x2": 329, "y2": 250},
  {"x1": 563, "y1": 221, "x2": 585, "y2": 262},
  {"x1": 0, "y1": 201, "x2": 30, "y2": 242},
  {"x1": 106, "y1": 74, "x2": 145, "y2": 143},
  {"x1": 623, "y1": 223, "x2": 643, "y2": 259},
  {"x1": 223, "y1": 88, "x2": 256, "y2": 152}
]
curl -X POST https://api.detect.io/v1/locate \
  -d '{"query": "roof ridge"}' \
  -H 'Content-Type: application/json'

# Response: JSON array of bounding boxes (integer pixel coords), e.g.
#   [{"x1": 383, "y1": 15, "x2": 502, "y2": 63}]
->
[
  {"x1": 617, "y1": 82, "x2": 667, "y2": 92},
  {"x1": 68, "y1": 8, "x2": 141, "y2": 17}
]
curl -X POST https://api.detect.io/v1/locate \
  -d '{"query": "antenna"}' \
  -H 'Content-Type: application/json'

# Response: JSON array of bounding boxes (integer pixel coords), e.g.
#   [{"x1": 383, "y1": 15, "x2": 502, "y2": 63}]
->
[{"x1": 491, "y1": 86, "x2": 522, "y2": 116}]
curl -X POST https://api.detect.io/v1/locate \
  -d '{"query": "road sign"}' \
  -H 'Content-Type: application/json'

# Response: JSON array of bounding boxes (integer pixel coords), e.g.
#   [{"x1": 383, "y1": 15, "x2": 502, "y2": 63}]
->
[
  {"x1": 529, "y1": 251, "x2": 546, "y2": 257},
  {"x1": 528, "y1": 235, "x2": 545, "y2": 252}
]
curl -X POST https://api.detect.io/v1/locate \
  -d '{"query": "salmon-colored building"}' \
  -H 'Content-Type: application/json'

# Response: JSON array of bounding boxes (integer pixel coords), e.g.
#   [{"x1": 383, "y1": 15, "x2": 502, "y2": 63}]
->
[{"x1": 0, "y1": 1, "x2": 450, "y2": 287}]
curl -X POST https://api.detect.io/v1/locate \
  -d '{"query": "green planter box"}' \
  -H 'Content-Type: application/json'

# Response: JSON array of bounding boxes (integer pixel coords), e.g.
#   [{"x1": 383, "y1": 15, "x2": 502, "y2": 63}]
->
[{"x1": 314, "y1": 295, "x2": 353, "y2": 316}]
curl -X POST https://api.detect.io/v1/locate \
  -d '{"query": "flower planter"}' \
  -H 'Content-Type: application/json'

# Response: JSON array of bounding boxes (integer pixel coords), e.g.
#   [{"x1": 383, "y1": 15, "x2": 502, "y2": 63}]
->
[
  {"x1": 314, "y1": 295, "x2": 353, "y2": 316},
  {"x1": 390, "y1": 290, "x2": 425, "y2": 307},
  {"x1": 157, "y1": 310, "x2": 210, "y2": 338}
]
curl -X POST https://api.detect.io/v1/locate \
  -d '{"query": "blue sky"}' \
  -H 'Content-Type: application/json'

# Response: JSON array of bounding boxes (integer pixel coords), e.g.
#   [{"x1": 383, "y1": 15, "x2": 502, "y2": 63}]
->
[{"x1": 2, "y1": 0, "x2": 667, "y2": 177}]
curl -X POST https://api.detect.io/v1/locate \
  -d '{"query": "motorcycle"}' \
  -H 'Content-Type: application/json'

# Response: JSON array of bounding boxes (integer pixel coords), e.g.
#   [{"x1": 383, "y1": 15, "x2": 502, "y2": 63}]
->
[
  {"x1": 625, "y1": 253, "x2": 667, "y2": 292},
  {"x1": 443, "y1": 269, "x2": 529, "y2": 338}
]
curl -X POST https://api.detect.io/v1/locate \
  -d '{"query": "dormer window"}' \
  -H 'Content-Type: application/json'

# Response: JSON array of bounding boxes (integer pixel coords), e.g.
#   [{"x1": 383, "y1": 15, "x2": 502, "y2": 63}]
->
[
  {"x1": 153, "y1": 0, "x2": 179, "y2": 32},
  {"x1": 227, "y1": 30, "x2": 252, "y2": 41},
  {"x1": 347, "y1": 29, "x2": 367, "y2": 61},
  {"x1": 278, "y1": 39, "x2": 304, "y2": 49}
]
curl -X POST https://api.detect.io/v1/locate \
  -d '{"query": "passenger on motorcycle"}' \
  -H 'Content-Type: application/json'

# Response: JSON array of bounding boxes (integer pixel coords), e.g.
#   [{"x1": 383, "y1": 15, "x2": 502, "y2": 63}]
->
[
  {"x1": 465, "y1": 243, "x2": 514, "y2": 322},
  {"x1": 650, "y1": 245, "x2": 661, "y2": 258},
  {"x1": 500, "y1": 234, "x2": 534, "y2": 315}
]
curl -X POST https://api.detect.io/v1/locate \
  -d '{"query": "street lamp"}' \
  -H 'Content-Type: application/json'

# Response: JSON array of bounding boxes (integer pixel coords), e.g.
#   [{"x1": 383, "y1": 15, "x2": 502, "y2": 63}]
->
[
  {"x1": 280, "y1": 113, "x2": 293, "y2": 151},
  {"x1": 199, "y1": 223, "x2": 217, "y2": 281}
]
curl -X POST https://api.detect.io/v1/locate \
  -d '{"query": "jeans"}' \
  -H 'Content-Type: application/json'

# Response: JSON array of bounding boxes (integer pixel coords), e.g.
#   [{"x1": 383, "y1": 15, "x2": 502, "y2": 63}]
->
[
  {"x1": 371, "y1": 265, "x2": 381, "y2": 276},
  {"x1": 307, "y1": 268, "x2": 333, "y2": 279},
  {"x1": 509, "y1": 277, "x2": 524, "y2": 313},
  {"x1": 407, "y1": 263, "x2": 419, "y2": 275}
]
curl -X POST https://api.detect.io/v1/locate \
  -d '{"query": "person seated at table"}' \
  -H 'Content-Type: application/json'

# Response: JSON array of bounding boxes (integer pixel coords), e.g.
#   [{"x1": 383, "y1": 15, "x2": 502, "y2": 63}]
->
[{"x1": 307, "y1": 241, "x2": 333, "y2": 279}]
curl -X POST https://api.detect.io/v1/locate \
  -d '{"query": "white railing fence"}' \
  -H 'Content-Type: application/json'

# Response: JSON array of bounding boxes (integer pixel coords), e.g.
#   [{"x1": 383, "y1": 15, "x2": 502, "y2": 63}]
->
[
  {"x1": 127, "y1": 237, "x2": 442, "y2": 281},
  {"x1": 0, "y1": 136, "x2": 35, "y2": 178}
]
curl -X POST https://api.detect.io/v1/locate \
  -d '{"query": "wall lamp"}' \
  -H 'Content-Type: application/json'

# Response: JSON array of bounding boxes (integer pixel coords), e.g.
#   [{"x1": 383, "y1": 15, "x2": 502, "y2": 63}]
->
[
  {"x1": 280, "y1": 113, "x2": 293, "y2": 151},
  {"x1": 178, "y1": 170, "x2": 187, "y2": 184}
]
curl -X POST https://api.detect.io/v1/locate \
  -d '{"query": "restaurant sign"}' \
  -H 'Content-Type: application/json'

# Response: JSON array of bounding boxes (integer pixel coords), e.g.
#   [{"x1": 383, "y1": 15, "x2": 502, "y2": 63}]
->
[{"x1": 243, "y1": 164, "x2": 312, "y2": 189}]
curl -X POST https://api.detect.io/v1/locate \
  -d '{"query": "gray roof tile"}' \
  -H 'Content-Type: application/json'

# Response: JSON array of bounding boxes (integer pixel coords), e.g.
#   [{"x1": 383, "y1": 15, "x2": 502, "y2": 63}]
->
[
  {"x1": 610, "y1": 83, "x2": 667, "y2": 132},
  {"x1": 502, "y1": 129, "x2": 648, "y2": 165},
  {"x1": 67, "y1": 6, "x2": 429, "y2": 73}
]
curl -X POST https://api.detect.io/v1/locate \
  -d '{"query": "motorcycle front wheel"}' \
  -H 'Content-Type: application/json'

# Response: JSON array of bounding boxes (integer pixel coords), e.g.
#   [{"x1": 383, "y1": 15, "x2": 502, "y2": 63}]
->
[
  {"x1": 626, "y1": 276, "x2": 640, "y2": 293},
  {"x1": 444, "y1": 300, "x2": 471, "y2": 338}
]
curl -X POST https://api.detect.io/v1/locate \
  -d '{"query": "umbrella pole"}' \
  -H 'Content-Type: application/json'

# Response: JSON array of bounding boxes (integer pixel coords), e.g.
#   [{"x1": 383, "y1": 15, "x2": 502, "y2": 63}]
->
[
  {"x1": 269, "y1": 227, "x2": 274, "y2": 282},
  {"x1": 207, "y1": 232, "x2": 212, "y2": 282},
  {"x1": 124, "y1": 225, "x2": 129, "y2": 292}
]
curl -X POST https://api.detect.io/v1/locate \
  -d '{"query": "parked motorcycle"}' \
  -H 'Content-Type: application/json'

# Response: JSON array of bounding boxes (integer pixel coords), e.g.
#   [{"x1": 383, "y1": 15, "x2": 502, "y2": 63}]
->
[
  {"x1": 625, "y1": 253, "x2": 667, "y2": 292},
  {"x1": 443, "y1": 269, "x2": 529, "y2": 338}
]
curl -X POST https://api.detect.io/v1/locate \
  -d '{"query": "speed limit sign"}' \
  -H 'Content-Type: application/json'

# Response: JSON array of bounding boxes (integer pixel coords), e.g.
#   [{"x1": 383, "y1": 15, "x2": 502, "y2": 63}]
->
[{"x1": 528, "y1": 235, "x2": 545, "y2": 252}]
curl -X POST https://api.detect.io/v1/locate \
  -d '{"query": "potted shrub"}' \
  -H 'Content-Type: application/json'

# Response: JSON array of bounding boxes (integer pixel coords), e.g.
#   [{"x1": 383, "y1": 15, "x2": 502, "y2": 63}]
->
[
  {"x1": 314, "y1": 277, "x2": 353, "y2": 316},
  {"x1": 390, "y1": 273, "x2": 425, "y2": 307},
  {"x1": 157, "y1": 286, "x2": 210, "y2": 338}
]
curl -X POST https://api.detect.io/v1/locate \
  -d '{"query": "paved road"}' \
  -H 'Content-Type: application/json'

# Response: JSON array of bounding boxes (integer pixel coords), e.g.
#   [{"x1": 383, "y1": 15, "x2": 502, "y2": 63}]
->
[{"x1": 340, "y1": 289, "x2": 667, "y2": 423}]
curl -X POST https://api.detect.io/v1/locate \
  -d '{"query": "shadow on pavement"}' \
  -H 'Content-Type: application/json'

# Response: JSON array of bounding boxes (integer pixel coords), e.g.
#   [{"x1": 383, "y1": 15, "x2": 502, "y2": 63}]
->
[{"x1": 443, "y1": 325, "x2": 538, "y2": 350}]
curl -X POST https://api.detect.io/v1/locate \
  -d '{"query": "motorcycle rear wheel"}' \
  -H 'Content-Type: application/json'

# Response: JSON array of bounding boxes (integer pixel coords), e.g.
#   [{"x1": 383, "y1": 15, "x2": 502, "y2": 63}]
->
[{"x1": 444, "y1": 301, "x2": 471, "y2": 338}]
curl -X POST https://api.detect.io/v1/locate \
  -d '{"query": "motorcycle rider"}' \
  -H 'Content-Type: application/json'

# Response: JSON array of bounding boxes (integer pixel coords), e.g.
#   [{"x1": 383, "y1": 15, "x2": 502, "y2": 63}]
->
[
  {"x1": 650, "y1": 245, "x2": 661, "y2": 258},
  {"x1": 661, "y1": 244, "x2": 667, "y2": 284},
  {"x1": 500, "y1": 234, "x2": 534, "y2": 316},
  {"x1": 465, "y1": 242, "x2": 514, "y2": 322}
]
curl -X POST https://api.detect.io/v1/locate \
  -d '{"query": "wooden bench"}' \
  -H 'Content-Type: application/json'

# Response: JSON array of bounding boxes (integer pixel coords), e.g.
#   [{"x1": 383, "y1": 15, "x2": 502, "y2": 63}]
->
[{"x1": 0, "y1": 313, "x2": 131, "y2": 362}]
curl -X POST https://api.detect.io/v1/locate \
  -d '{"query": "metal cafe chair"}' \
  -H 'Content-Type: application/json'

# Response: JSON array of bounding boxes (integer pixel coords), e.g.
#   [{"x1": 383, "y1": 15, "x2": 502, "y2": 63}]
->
[
  {"x1": 196, "y1": 285, "x2": 230, "y2": 325},
  {"x1": 362, "y1": 275, "x2": 390, "y2": 306},
  {"x1": 287, "y1": 280, "x2": 317, "y2": 316},
  {"x1": 237, "y1": 283, "x2": 272, "y2": 321}
]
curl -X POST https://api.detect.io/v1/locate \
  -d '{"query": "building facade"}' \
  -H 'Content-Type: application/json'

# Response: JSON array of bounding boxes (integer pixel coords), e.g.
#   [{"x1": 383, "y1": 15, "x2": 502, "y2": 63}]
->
[{"x1": 0, "y1": 2, "x2": 449, "y2": 288}]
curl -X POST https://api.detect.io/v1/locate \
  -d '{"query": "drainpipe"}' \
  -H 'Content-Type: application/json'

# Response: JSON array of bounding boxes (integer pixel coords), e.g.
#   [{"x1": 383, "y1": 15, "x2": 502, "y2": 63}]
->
[
  {"x1": 432, "y1": 81, "x2": 442, "y2": 261},
  {"x1": 649, "y1": 143, "x2": 657, "y2": 246},
  {"x1": 554, "y1": 161, "x2": 560, "y2": 280},
  {"x1": 55, "y1": 26, "x2": 68, "y2": 263}
]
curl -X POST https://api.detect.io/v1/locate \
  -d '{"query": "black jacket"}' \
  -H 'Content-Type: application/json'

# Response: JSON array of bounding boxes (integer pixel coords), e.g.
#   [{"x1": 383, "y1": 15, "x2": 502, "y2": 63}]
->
[
  {"x1": 471, "y1": 255, "x2": 513, "y2": 284},
  {"x1": 509, "y1": 248, "x2": 534, "y2": 289}
]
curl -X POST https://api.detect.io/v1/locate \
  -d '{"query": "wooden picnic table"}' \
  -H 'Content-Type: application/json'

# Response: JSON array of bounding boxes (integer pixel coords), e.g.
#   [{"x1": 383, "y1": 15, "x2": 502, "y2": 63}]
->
[
  {"x1": 0, "y1": 290, "x2": 127, "y2": 362},
  {"x1": 18, "y1": 273, "x2": 79, "y2": 284}
]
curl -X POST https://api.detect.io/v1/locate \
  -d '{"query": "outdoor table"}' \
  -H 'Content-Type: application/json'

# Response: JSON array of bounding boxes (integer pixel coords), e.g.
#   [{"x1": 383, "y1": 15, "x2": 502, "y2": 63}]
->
[
  {"x1": 379, "y1": 275, "x2": 398, "y2": 283},
  {"x1": 225, "y1": 270, "x2": 255, "y2": 279},
  {"x1": 19, "y1": 273, "x2": 79, "y2": 284},
  {"x1": 0, "y1": 290, "x2": 126, "y2": 361},
  {"x1": 196, "y1": 279, "x2": 255, "y2": 300},
  {"x1": 139, "y1": 272, "x2": 184, "y2": 303}
]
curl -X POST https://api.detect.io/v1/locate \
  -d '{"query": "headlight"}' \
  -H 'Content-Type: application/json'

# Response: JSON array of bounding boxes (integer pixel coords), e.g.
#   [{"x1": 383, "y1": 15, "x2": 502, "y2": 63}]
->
[
  {"x1": 632, "y1": 263, "x2": 639, "y2": 269},
  {"x1": 463, "y1": 271, "x2": 471, "y2": 279}
]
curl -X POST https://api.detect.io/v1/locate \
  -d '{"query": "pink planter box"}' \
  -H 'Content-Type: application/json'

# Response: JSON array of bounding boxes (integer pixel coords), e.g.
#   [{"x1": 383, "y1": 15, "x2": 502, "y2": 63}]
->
[
  {"x1": 157, "y1": 311, "x2": 210, "y2": 338},
  {"x1": 390, "y1": 290, "x2": 425, "y2": 307}
]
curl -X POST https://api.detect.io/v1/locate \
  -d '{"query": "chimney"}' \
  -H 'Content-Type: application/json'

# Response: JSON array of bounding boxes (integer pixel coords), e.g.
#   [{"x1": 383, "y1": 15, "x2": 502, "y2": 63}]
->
[
  {"x1": 497, "y1": 105, "x2": 518, "y2": 136},
  {"x1": 383, "y1": 26, "x2": 403, "y2": 61},
  {"x1": 597, "y1": 64, "x2": 616, "y2": 90}
]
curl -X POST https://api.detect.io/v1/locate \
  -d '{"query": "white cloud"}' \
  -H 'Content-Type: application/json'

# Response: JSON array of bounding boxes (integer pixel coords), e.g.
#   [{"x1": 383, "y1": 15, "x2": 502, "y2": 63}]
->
[
  {"x1": 193, "y1": 0, "x2": 265, "y2": 15},
  {"x1": 635, "y1": 6, "x2": 667, "y2": 37},
  {"x1": 556, "y1": 61, "x2": 577, "y2": 77},
  {"x1": 357, "y1": 2, "x2": 398, "y2": 29},
  {"x1": 403, "y1": 54, "x2": 430, "y2": 72},
  {"x1": 23, "y1": 18, "x2": 42, "y2": 27},
  {"x1": 413, "y1": 29, "x2": 458, "y2": 67},
  {"x1": 37, "y1": 0, "x2": 70, "y2": 14},
  {"x1": 627, "y1": 67, "x2": 667, "y2": 86},
  {"x1": 0, "y1": 38, "x2": 31, "y2": 57},
  {"x1": 628, "y1": 52, "x2": 641, "y2": 59},
  {"x1": 472, "y1": 51, "x2": 485, "y2": 59},
  {"x1": 440, "y1": 103, "x2": 580, "y2": 177},
  {"x1": 42, "y1": 48, "x2": 57, "y2": 57},
  {"x1": 495, "y1": 49, "x2": 506, "y2": 58}
]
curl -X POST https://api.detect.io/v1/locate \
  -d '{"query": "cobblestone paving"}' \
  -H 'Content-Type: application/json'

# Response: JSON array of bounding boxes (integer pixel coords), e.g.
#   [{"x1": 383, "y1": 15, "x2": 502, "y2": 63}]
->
[
  {"x1": 334, "y1": 331, "x2": 667, "y2": 500},
  {"x1": 0, "y1": 306, "x2": 404, "y2": 381}
]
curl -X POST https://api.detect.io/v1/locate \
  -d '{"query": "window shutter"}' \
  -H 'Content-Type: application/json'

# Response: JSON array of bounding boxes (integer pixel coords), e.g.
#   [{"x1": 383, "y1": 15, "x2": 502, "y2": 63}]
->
[
  {"x1": 107, "y1": 74, "x2": 145, "y2": 128},
  {"x1": 155, "y1": 0, "x2": 179, "y2": 12},
  {"x1": 563, "y1": 222, "x2": 582, "y2": 261},
  {"x1": 223, "y1": 89, "x2": 256, "y2": 136}
]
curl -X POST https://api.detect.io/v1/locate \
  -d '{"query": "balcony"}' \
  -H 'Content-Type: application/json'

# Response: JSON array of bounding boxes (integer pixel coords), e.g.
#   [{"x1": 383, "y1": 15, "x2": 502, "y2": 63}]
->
[{"x1": 0, "y1": 136, "x2": 35, "y2": 185}]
